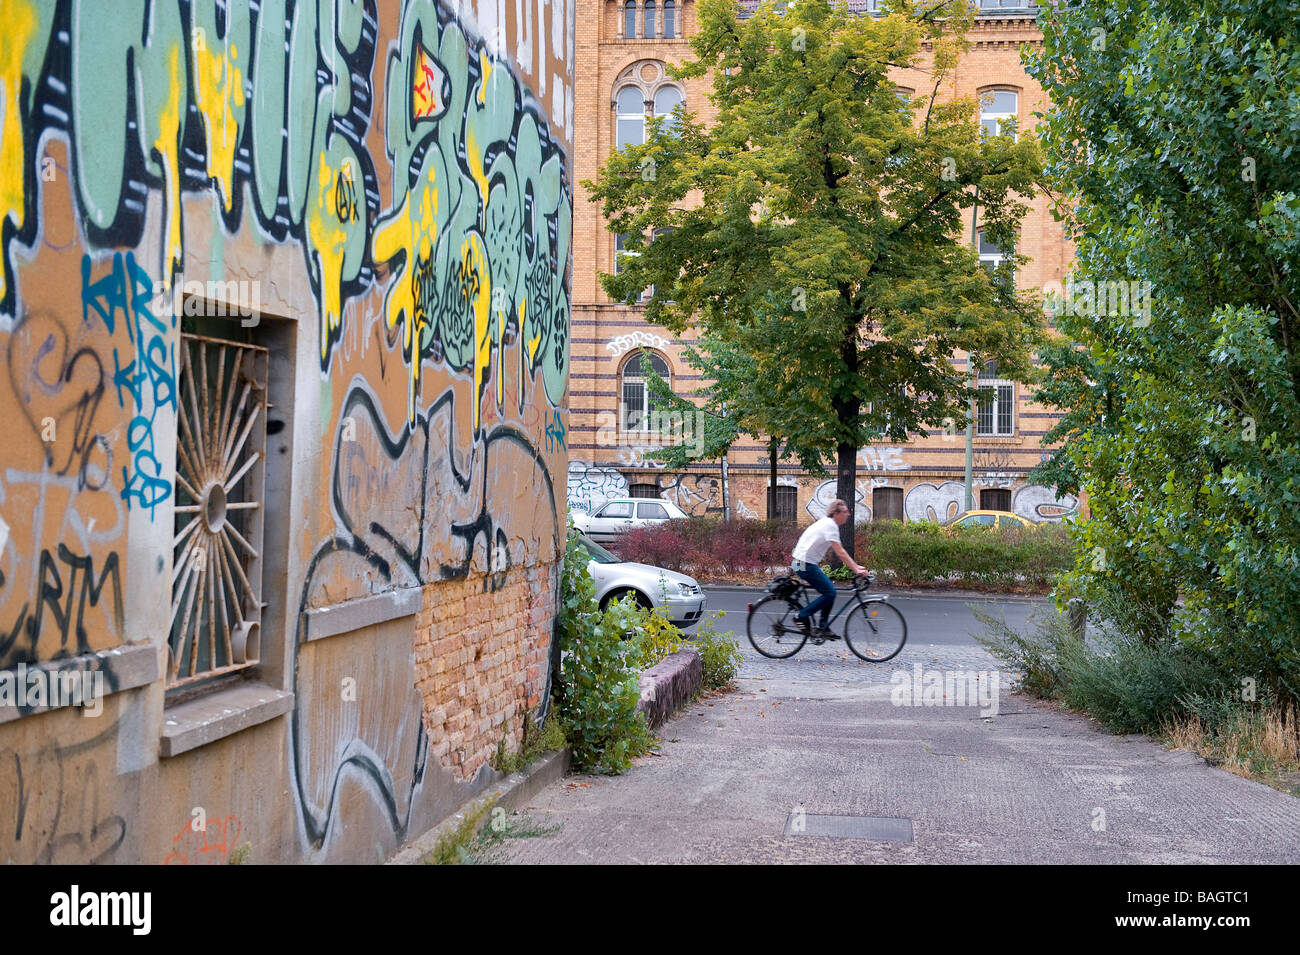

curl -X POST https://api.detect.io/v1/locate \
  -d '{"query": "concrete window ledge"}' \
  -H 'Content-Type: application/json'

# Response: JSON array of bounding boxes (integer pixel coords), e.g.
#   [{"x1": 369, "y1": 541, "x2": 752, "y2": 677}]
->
[
  {"x1": 0, "y1": 644, "x2": 158, "y2": 724},
  {"x1": 161, "y1": 683, "x2": 294, "y2": 758},
  {"x1": 301, "y1": 587, "x2": 422, "y2": 642}
]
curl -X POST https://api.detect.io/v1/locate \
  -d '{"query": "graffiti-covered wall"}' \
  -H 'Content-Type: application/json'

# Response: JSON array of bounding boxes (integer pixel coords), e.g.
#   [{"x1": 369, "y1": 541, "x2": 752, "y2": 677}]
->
[{"x1": 0, "y1": 0, "x2": 574, "y2": 864}]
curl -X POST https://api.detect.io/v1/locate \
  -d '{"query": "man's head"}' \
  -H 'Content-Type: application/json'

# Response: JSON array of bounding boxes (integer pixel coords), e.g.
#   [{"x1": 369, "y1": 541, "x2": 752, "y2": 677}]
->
[{"x1": 827, "y1": 499, "x2": 850, "y2": 525}]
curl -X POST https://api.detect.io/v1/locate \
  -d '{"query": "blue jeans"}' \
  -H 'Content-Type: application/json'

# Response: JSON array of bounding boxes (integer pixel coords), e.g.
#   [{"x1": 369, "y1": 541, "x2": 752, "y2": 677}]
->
[{"x1": 792, "y1": 560, "x2": 835, "y2": 628}]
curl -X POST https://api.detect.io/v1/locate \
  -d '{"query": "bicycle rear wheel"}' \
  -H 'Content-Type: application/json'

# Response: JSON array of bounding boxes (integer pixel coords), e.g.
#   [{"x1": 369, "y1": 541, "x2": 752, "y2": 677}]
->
[
  {"x1": 843, "y1": 600, "x2": 907, "y2": 662},
  {"x1": 746, "y1": 595, "x2": 809, "y2": 659}
]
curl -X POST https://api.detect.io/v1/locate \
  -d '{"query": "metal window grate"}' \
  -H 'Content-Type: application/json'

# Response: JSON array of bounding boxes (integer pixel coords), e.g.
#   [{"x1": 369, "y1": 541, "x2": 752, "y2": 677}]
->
[
  {"x1": 873, "y1": 486, "x2": 903, "y2": 522},
  {"x1": 169, "y1": 333, "x2": 268, "y2": 688},
  {"x1": 775, "y1": 485, "x2": 798, "y2": 521},
  {"x1": 981, "y1": 488, "x2": 1012, "y2": 511}
]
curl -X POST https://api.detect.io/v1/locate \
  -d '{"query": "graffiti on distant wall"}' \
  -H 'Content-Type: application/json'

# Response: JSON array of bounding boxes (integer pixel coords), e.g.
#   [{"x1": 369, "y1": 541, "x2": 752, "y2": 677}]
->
[
  {"x1": 806, "y1": 479, "x2": 875, "y2": 523},
  {"x1": 606, "y1": 330, "x2": 670, "y2": 358},
  {"x1": 567, "y1": 462, "x2": 627, "y2": 514},
  {"x1": 1012, "y1": 484, "x2": 1078, "y2": 522},
  {"x1": 902, "y1": 480, "x2": 1078, "y2": 523},
  {"x1": 904, "y1": 481, "x2": 966, "y2": 523}
]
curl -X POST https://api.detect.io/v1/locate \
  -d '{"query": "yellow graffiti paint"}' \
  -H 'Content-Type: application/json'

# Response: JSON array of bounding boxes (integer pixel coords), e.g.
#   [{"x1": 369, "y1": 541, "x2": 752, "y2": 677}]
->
[
  {"x1": 370, "y1": 177, "x2": 439, "y2": 422},
  {"x1": 155, "y1": 43, "x2": 184, "y2": 282},
  {"x1": 477, "y1": 50, "x2": 492, "y2": 106},
  {"x1": 464, "y1": 232, "x2": 491, "y2": 432},
  {"x1": 306, "y1": 150, "x2": 350, "y2": 364},
  {"x1": 0, "y1": 0, "x2": 40, "y2": 303},
  {"x1": 519, "y1": 298, "x2": 536, "y2": 409},
  {"x1": 192, "y1": 38, "x2": 245, "y2": 212}
]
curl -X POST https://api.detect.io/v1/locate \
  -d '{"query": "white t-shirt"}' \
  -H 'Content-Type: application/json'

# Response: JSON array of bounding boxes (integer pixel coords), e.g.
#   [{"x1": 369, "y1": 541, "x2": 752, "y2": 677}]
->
[{"x1": 792, "y1": 516, "x2": 841, "y2": 564}]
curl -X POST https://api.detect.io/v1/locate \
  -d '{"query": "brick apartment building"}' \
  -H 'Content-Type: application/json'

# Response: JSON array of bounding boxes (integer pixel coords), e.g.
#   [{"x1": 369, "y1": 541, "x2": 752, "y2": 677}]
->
[{"x1": 568, "y1": 0, "x2": 1080, "y2": 525}]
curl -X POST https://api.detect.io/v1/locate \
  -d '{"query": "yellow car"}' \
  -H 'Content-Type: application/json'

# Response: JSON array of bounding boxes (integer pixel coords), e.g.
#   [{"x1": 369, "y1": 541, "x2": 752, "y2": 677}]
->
[{"x1": 943, "y1": 510, "x2": 1034, "y2": 529}]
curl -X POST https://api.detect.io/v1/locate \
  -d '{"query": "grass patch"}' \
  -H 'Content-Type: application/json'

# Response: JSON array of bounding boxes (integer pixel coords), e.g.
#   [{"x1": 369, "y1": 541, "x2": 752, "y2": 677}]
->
[
  {"x1": 490, "y1": 710, "x2": 566, "y2": 776},
  {"x1": 422, "y1": 795, "x2": 562, "y2": 865}
]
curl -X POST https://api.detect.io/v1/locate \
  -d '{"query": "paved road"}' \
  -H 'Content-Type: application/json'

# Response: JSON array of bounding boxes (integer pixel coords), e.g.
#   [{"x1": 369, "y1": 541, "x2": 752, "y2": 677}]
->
[
  {"x1": 700, "y1": 586, "x2": 1046, "y2": 646},
  {"x1": 697, "y1": 586, "x2": 1040, "y2": 693},
  {"x1": 499, "y1": 592, "x2": 1300, "y2": 864}
]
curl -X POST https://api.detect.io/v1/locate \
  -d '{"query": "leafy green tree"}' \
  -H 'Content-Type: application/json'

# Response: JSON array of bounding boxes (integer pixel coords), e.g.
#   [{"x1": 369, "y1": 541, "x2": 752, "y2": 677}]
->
[
  {"x1": 587, "y1": 0, "x2": 1043, "y2": 555},
  {"x1": 636, "y1": 325, "x2": 831, "y2": 516},
  {"x1": 1026, "y1": 0, "x2": 1300, "y2": 695}
]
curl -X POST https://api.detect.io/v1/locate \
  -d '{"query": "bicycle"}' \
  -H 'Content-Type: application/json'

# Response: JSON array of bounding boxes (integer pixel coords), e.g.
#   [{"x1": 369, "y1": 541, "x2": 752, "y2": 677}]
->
[{"x1": 746, "y1": 572, "x2": 908, "y2": 662}]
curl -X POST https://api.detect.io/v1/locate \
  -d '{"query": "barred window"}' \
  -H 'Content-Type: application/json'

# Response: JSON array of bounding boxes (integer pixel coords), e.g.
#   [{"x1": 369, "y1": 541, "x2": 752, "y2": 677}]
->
[{"x1": 620, "y1": 352, "x2": 671, "y2": 432}]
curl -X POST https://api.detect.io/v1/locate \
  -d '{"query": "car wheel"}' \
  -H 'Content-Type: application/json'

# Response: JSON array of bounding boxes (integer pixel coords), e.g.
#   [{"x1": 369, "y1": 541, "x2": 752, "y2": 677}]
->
[{"x1": 600, "y1": 588, "x2": 652, "y2": 613}]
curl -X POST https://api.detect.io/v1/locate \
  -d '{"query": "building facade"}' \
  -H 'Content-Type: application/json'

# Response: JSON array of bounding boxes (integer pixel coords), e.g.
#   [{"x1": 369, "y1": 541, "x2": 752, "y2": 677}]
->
[
  {"x1": 569, "y1": 0, "x2": 1080, "y2": 525},
  {"x1": 0, "y1": 0, "x2": 574, "y2": 863}
]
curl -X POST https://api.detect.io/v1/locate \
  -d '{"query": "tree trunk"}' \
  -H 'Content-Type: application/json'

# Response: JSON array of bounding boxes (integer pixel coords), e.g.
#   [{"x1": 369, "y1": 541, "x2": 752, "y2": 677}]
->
[
  {"x1": 767, "y1": 439, "x2": 779, "y2": 520},
  {"x1": 834, "y1": 438, "x2": 857, "y2": 560},
  {"x1": 832, "y1": 299, "x2": 862, "y2": 560}
]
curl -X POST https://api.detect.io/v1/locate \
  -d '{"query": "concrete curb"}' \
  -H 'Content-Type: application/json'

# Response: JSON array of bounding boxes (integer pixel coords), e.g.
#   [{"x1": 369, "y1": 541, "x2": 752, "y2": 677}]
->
[
  {"x1": 702, "y1": 583, "x2": 1051, "y2": 603},
  {"x1": 638, "y1": 647, "x2": 703, "y2": 729},
  {"x1": 387, "y1": 747, "x2": 572, "y2": 865}
]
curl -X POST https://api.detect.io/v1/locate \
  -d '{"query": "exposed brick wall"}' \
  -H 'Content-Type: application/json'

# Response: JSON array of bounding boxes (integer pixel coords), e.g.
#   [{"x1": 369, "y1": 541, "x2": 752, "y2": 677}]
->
[{"x1": 414, "y1": 564, "x2": 556, "y2": 780}]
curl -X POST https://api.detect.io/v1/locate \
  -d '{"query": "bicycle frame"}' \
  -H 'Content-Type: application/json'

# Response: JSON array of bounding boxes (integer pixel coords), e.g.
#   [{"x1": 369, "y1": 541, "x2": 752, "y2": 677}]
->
[{"x1": 788, "y1": 580, "x2": 889, "y2": 624}]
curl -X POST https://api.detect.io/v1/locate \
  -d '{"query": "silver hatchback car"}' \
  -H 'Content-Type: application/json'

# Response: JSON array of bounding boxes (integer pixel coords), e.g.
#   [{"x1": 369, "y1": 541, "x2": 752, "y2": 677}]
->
[{"x1": 576, "y1": 534, "x2": 706, "y2": 628}]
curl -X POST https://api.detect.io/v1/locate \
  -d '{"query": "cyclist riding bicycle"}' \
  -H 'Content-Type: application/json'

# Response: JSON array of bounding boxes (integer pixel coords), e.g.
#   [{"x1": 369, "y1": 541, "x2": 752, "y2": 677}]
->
[{"x1": 790, "y1": 499, "x2": 868, "y2": 641}]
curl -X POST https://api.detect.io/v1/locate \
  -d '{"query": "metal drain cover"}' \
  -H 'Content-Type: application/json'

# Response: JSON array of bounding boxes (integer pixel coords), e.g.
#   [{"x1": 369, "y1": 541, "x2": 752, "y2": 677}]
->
[{"x1": 783, "y1": 813, "x2": 914, "y2": 842}]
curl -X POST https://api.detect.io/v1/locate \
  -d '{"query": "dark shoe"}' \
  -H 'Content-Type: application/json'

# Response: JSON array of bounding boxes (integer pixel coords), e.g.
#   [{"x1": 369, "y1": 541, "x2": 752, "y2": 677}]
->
[{"x1": 813, "y1": 626, "x2": 839, "y2": 642}]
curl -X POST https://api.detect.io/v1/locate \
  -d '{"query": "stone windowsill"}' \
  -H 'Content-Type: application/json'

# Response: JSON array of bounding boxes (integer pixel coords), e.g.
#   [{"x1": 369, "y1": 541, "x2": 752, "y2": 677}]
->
[
  {"x1": 300, "y1": 586, "x2": 422, "y2": 642},
  {"x1": 160, "y1": 682, "x2": 294, "y2": 758},
  {"x1": 0, "y1": 643, "x2": 158, "y2": 724}
]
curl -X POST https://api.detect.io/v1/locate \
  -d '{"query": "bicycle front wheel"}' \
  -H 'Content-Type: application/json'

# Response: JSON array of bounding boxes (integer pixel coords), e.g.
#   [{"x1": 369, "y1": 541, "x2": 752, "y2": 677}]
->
[
  {"x1": 843, "y1": 600, "x2": 907, "y2": 662},
  {"x1": 746, "y1": 596, "x2": 809, "y2": 659}
]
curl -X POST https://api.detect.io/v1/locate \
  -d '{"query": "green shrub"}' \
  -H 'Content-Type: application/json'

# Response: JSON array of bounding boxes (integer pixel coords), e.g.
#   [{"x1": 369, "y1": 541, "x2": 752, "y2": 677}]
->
[
  {"x1": 556, "y1": 529, "x2": 656, "y2": 774},
  {"x1": 976, "y1": 598, "x2": 1231, "y2": 735},
  {"x1": 626, "y1": 588, "x2": 685, "y2": 671},
  {"x1": 974, "y1": 606, "x2": 1073, "y2": 698},
  {"x1": 691, "y1": 611, "x2": 744, "y2": 691}
]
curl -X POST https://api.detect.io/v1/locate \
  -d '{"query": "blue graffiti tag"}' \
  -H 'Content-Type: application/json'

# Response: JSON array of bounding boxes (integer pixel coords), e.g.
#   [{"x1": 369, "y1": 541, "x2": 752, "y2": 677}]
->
[{"x1": 81, "y1": 252, "x2": 177, "y2": 517}]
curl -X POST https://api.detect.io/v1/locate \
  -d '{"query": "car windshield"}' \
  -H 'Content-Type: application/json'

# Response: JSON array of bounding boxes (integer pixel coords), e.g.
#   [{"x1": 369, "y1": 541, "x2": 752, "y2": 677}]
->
[{"x1": 577, "y1": 534, "x2": 621, "y2": 564}]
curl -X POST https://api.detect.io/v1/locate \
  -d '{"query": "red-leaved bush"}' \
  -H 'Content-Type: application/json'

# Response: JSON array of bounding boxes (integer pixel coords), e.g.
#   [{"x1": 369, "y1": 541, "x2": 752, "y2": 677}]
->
[{"x1": 611, "y1": 518, "x2": 802, "y2": 581}]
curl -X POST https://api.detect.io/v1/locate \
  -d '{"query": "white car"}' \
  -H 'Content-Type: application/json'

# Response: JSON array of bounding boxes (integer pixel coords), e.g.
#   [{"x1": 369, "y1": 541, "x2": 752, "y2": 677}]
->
[
  {"x1": 570, "y1": 496, "x2": 687, "y2": 544},
  {"x1": 576, "y1": 534, "x2": 706, "y2": 628}
]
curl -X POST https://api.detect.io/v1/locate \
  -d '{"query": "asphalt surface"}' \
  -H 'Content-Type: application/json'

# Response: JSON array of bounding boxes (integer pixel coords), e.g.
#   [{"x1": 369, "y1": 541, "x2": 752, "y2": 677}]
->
[{"x1": 500, "y1": 589, "x2": 1300, "y2": 864}]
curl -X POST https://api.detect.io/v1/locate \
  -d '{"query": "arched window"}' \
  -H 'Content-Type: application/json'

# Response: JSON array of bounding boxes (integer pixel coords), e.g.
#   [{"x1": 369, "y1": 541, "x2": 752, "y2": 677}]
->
[
  {"x1": 980, "y1": 88, "x2": 1019, "y2": 140},
  {"x1": 624, "y1": 0, "x2": 637, "y2": 38},
  {"x1": 616, "y1": 86, "x2": 646, "y2": 150},
  {"x1": 653, "y1": 86, "x2": 683, "y2": 134},
  {"x1": 644, "y1": 0, "x2": 656, "y2": 38},
  {"x1": 621, "y1": 352, "x2": 671, "y2": 432},
  {"x1": 664, "y1": 0, "x2": 676, "y2": 37}
]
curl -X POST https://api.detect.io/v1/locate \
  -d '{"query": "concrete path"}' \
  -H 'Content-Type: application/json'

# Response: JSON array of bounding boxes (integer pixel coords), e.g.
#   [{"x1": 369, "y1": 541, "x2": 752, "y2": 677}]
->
[{"x1": 503, "y1": 595, "x2": 1300, "y2": 864}]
